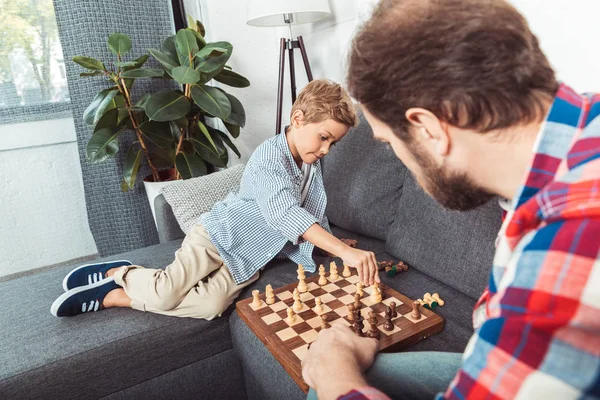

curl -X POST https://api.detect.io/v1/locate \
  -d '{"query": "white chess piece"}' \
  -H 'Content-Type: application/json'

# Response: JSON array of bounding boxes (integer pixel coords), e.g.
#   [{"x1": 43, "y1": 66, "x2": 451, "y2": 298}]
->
[
  {"x1": 370, "y1": 283, "x2": 382, "y2": 303},
  {"x1": 329, "y1": 261, "x2": 339, "y2": 280},
  {"x1": 251, "y1": 289, "x2": 262, "y2": 308},
  {"x1": 265, "y1": 284, "x2": 275, "y2": 305},
  {"x1": 293, "y1": 288, "x2": 303, "y2": 311},
  {"x1": 297, "y1": 264, "x2": 308, "y2": 293},
  {"x1": 342, "y1": 263, "x2": 351, "y2": 278},
  {"x1": 318, "y1": 265, "x2": 327, "y2": 286},
  {"x1": 286, "y1": 307, "x2": 296, "y2": 324},
  {"x1": 314, "y1": 297, "x2": 324, "y2": 314},
  {"x1": 356, "y1": 282, "x2": 364, "y2": 297}
]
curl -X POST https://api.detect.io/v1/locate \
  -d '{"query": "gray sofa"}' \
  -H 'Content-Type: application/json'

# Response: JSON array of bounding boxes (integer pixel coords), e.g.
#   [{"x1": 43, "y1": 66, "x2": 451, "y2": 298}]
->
[{"x1": 0, "y1": 115, "x2": 502, "y2": 400}]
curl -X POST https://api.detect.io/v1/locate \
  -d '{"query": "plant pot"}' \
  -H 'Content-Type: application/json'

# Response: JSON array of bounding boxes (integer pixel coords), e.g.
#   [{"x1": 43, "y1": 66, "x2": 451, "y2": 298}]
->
[{"x1": 143, "y1": 168, "x2": 179, "y2": 228}]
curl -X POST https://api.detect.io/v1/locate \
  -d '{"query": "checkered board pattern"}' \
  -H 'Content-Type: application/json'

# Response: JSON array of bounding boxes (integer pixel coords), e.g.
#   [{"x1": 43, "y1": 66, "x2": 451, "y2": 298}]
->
[{"x1": 236, "y1": 270, "x2": 444, "y2": 392}]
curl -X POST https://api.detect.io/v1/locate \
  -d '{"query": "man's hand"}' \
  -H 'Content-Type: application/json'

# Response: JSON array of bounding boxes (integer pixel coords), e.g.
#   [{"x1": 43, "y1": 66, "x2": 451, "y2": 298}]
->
[
  {"x1": 302, "y1": 324, "x2": 379, "y2": 400},
  {"x1": 340, "y1": 247, "x2": 380, "y2": 286}
]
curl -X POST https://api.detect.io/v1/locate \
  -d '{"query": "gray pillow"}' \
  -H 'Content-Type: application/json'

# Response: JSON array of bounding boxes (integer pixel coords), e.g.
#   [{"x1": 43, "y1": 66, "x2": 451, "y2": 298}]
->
[{"x1": 160, "y1": 164, "x2": 245, "y2": 234}]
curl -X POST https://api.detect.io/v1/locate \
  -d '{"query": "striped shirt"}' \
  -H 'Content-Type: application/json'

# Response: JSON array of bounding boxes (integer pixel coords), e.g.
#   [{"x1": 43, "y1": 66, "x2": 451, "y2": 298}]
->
[
  {"x1": 200, "y1": 132, "x2": 331, "y2": 284},
  {"x1": 344, "y1": 83, "x2": 600, "y2": 399}
]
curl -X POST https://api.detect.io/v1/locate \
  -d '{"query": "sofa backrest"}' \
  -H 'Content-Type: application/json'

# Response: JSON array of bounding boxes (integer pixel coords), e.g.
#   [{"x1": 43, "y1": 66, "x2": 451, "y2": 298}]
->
[{"x1": 322, "y1": 113, "x2": 406, "y2": 240}]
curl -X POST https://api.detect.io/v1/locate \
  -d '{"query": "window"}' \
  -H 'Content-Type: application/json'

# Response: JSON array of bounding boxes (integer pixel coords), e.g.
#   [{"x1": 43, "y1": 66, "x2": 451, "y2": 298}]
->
[{"x1": 0, "y1": 0, "x2": 71, "y2": 124}]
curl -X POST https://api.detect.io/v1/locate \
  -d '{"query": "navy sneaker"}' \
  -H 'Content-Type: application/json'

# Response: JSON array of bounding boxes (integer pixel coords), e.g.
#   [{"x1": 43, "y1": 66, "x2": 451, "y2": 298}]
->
[
  {"x1": 62, "y1": 260, "x2": 132, "y2": 291},
  {"x1": 51, "y1": 277, "x2": 120, "y2": 317}
]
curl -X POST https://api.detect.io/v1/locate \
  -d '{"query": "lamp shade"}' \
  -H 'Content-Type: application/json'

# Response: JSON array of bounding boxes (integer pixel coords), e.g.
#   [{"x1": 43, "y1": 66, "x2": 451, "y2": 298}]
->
[{"x1": 247, "y1": 0, "x2": 331, "y2": 27}]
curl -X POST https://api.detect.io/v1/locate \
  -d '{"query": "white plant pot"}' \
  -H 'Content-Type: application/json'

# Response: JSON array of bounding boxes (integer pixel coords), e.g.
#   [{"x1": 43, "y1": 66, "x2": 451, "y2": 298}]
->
[{"x1": 143, "y1": 171, "x2": 178, "y2": 229}]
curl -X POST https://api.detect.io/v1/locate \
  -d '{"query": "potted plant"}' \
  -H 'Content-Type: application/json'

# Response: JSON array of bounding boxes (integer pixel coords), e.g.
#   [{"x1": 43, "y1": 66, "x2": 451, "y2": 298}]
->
[{"x1": 73, "y1": 19, "x2": 249, "y2": 217}]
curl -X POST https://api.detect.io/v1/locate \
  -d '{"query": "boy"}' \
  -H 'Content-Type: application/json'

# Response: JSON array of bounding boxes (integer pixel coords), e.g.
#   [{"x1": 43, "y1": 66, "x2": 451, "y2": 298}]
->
[{"x1": 52, "y1": 79, "x2": 380, "y2": 320}]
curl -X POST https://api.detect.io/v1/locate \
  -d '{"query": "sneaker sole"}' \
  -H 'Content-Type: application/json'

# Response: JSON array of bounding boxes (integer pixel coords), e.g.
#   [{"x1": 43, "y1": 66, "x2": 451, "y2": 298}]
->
[
  {"x1": 62, "y1": 260, "x2": 131, "y2": 291},
  {"x1": 51, "y1": 277, "x2": 117, "y2": 317}
]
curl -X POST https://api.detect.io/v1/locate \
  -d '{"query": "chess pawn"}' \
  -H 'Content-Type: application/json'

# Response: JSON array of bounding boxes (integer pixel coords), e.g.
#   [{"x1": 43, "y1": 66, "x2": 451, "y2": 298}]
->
[
  {"x1": 342, "y1": 263, "x2": 351, "y2": 278},
  {"x1": 318, "y1": 264, "x2": 328, "y2": 286},
  {"x1": 315, "y1": 297, "x2": 324, "y2": 314},
  {"x1": 251, "y1": 290, "x2": 262, "y2": 308},
  {"x1": 423, "y1": 293, "x2": 439, "y2": 310},
  {"x1": 265, "y1": 284, "x2": 275, "y2": 305},
  {"x1": 354, "y1": 293, "x2": 362, "y2": 309},
  {"x1": 293, "y1": 288, "x2": 303, "y2": 311},
  {"x1": 347, "y1": 303, "x2": 355, "y2": 321},
  {"x1": 297, "y1": 264, "x2": 308, "y2": 293},
  {"x1": 411, "y1": 300, "x2": 422, "y2": 320},
  {"x1": 370, "y1": 283, "x2": 382, "y2": 303},
  {"x1": 378, "y1": 282, "x2": 386, "y2": 300},
  {"x1": 356, "y1": 282, "x2": 364, "y2": 297},
  {"x1": 367, "y1": 311, "x2": 380, "y2": 339},
  {"x1": 383, "y1": 306, "x2": 394, "y2": 331},
  {"x1": 329, "y1": 261, "x2": 339, "y2": 280},
  {"x1": 286, "y1": 307, "x2": 296, "y2": 324},
  {"x1": 432, "y1": 293, "x2": 445, "y2": 306},
  {"x1": 321, "y1": 314, "x2": 330, "y2": 330},
  {"x1": 390, "y1": 301, "x2": 398, "y2": 318}
]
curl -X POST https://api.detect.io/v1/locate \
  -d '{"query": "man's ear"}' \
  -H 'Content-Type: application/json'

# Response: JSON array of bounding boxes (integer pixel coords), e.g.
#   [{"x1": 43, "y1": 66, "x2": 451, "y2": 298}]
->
[
  {"x1": 405, "y1": 108, "x2": 450, "y2": 157},
  {"x1": 291, "y1": 110, "x2": 305, "y2": 128}
]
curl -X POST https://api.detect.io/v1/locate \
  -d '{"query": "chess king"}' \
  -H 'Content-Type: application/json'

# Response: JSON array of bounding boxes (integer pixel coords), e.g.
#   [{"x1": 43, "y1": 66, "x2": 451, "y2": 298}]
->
[{"x1": 302, "y1": 0, "x2": 600, "y2": 399}]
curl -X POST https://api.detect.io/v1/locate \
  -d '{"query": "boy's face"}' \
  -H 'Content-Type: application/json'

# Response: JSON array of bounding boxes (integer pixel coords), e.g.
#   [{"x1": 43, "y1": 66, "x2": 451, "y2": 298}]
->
[{"x1": 294, "y1": 118, "x2": 349, "y2": 164}]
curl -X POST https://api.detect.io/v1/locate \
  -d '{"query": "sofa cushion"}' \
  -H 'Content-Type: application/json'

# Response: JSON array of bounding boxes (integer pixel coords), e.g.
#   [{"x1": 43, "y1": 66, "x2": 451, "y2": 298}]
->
[
  {"x1": 322, "y1": 113, "x2": 406, "y2": 240},
  {"x1": 0, "y1": 240, "x2": 235, "y2": 399},
  {"x1": 385, "y1": 174, "x2": 503, "y2": 299},
  {"x1": 161, "y1": 163, "x2": 245, "y2": 235},
  {"x1": 230, "y1": 251, "x2": 477, "y2": 400}
]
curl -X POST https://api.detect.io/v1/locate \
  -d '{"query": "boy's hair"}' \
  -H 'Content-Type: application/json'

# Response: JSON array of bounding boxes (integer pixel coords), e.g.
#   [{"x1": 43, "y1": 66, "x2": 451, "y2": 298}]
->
[
  {"x1": 291, "y1": 79, "x2": 358, "y2": 128},
  {"x1": 348, "y1": 0, "x2": 558, "y2": 140}
]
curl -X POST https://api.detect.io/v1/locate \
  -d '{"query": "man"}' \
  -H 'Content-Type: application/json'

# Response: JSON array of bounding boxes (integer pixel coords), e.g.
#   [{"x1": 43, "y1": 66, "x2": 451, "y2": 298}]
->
[{"x1": 302, "y1": 0, "x2": 600, "y2": 399}]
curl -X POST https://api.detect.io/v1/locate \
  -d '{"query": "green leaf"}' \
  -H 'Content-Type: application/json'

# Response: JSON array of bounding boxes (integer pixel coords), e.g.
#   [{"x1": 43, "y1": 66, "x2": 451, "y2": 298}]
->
[
  {"x1": 73, "y1": 56, "x2": 105, "y2": 71},
  {"x1": 176, "y1": 152, "x2": 207, "y2": 179},
  {"x1": 130, "y1": 54, "x2": 149, "y2": 69},
  {"x1": 108, "y1": 33, "x2": 132, "y2": 57},
  {"x1": 224, "y1": 122, "x2": 240, "y2": 138},
  {"x1": 148, "y1": 49, "x2": 179, "y2": 71},
  {"x1": 213, "y1": 69, "x2": 250, "y2": 88},
  {"x1": 171, "y1": 66, "x2": 201, "y2": 84},
  {"x1": 87, "y1": 90, "x2": 119, "y2": 126},
  {"x1": 148, "y1": 146, "x2": 176, "y2": 169},
  {"x1": 135, "y1": 93, "x2": 151, "y2": 109},
  {"x1": 139, "y1": 121, "x2": 175, "y2": 149},
  {"x1": 122, "y1": 146, "x2": 143, "y2": 190},
  {"x1": 187, "y1": 14, "x2": 197, "y2": 30},
  {"x1": 80, "y1": 71, "x2": 103, "y2": 77},
  {"x1": 145, "y1": 91, "x2": 191, "y2": 122},
  {"x1": 173, "y1": 117, "x2": 188, "y2": 129},
  {"x1": 93, "y1": 108, "x2": 119, "y2": 133},
  {"x1": 86, "y1": 128, "x2": 120, "y2": 163},
  {"x1": 120, "y1": 68, "x2": 165, "y2": 78},
  {"x1": 162, "y1": 35, "x2": 178, "y2": 59},
  {"x1": 114, "y1": 61, "x2": 137, "y2": 67},
  {"x1": 221, "y1": 91, "x2": 246, "y2": 127},
  {"x1": 217, "y1": 129, "x2": 241, "y2": 158},
  {"x1": 198, "y1": 120, "x2": 220, "y2": 154},
  {"x1": 190, "y1": 85, "x2": 231, "y2": 119},
  {"x1": 190, "y1": 30, "x2": 207, "y2": 48},
  {"x1": 188, "y1": 137, "x2": 226, "y2": 168},
  {"x1": 175, "y1": 29, "x2": 199, "y2": 67},
  {"x1": 197, "y1": 20, "x2": 206, "y2": 37},
  {"x1": 194, "y1": 42, "x2": 232, "y2": 73}
]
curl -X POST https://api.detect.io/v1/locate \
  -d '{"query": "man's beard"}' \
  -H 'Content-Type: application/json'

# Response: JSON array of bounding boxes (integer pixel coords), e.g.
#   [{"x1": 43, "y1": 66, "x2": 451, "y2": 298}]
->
[{"x1": 409, "y1": 142, "x2": 495, "y2": 211}]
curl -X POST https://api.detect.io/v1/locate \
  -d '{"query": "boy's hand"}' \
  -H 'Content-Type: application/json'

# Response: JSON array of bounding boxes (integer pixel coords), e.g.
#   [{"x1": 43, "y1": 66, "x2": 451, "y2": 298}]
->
[
  {"x1": 341, "y1": 238, "x2": 358, "y2": 248},
  {"x1": 340, "y1": 247, "x2": 380, "y2": 286}
]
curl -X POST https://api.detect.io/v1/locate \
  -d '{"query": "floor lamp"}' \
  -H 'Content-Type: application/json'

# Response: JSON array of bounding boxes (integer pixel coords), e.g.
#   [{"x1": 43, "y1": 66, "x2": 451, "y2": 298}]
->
[{"x1": 247, "y1": 0, "x2": 331, "y2": 134}]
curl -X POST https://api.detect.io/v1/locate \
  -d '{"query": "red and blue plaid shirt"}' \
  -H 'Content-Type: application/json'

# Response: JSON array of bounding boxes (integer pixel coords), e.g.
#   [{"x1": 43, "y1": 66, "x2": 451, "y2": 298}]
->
[{"x1": 340, "y1": 83, "x2": 600, "y2": 400}]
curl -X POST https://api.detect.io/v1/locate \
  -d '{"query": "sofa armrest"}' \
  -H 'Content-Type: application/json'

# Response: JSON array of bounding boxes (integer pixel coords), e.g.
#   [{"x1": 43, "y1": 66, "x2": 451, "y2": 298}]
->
[{"x1": 154, "y1": 194, "x2": 185, "y2": 243}]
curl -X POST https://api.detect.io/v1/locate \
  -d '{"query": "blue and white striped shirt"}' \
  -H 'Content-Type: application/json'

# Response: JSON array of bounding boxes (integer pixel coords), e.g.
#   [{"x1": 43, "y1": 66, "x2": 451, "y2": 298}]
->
[{"x1": 200, "y1": 132, "x2": 331, "y2": 284}]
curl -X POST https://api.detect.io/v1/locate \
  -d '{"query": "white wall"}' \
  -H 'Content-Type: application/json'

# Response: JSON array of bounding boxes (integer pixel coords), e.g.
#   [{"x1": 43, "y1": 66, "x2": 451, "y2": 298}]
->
[
  {"x1": 198, "y1": 0, "x2": 600, "y2": 165},
  {"x1": 0, "y1": 118, "x2": 97, "y2": 277}
]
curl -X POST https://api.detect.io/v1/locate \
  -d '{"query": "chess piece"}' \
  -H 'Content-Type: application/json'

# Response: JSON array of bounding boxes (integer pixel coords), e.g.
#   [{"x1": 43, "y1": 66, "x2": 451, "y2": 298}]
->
[
  {"x1": 321, "y1": 314, "x2": 330, "y2": 330},
  {"x1": 251, "y1": 290, "x2": 262, "y2": 308},
  {"x1": 297, "y1": 264, "x2": 308, "y2": 293},
  {"x1": 353, "y1": 311, "x2": 365, "y2": 337},
  {"x1": 347, "y1": 303, "x2": 355, "y2": 321},
  {"x1": 286, "y1": 307, "x2": 296, "y2": 324},
  {"x1": 390, "y1": 301, "x2": 398, "y2": 318},
  {"x1": 318, "y1": 264, "x2": 327, "y2": 286},
  {"x1": 367, "y1": 310, "x2": 380, "y2": 339},
  {"x1": 315, "y1": 297, "x2": 324, "y2": 314},
  {"x1": 265, "y1": 284, "x2": 275, "y2": 305},
  {"x1": 411, "y1": 300, "x2": 422, "y2": 320},
  {"x1": 342, "y1": 263, "x2": 351, "y2": 278},
  {"x1": 383, "y1": 306, "x2": 394, "y2": 331},
  {"x1": 354, "y1": 293, "x2": 362, "y2": 309},
  {"x1": 293, "y1": 288, "x2": 303, "y2": 311},
  {"x1": 356, "y1": 282, "x2": 364, "y2": 297},
  {"x1": 432, "y1": 293, "x2": 445, "y2": 306},
  {"x1": 423, "y1": 293, "x2": 439, "y2": 310},
  {"x1": 378, "y1": 282, "x2": 386, "y2": 300},
  {"x1": 329, "y1": 261, "x2": 339, "y2": 280},
  {"x1": 370, "y1": 283, "x2": 382, "y2": 303}
]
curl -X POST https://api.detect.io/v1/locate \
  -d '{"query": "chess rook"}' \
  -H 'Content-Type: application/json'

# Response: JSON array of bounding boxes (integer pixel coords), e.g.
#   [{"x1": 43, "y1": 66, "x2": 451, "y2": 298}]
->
[{"x1": 251, "y1": 290, "x2": 262, "y2": 308}]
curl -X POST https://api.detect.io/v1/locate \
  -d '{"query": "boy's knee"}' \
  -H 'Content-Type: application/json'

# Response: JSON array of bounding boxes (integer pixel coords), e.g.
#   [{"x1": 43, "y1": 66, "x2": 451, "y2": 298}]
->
[
  {"x1": 200, "y1": 293, "x2": 234, "y2": 320},
  {"x1": 149, "y1": 296, "x2": 181, "y2": 311}
]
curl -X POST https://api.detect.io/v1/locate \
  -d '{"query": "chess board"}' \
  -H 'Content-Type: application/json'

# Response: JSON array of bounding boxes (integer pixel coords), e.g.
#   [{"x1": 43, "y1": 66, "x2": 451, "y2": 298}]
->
[{"x1": 236, "y1": 269, "x2": 444, "y2": 392}]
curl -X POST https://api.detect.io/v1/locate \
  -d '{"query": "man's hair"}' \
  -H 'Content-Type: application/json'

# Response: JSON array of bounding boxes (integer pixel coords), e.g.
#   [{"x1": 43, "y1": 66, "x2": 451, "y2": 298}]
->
[
  {"x1": 291, "y1": 79, "x2": 358, "y2": 128},
  {"x1": 348, "y1": 0, "x2": 558, "y2": 139}
]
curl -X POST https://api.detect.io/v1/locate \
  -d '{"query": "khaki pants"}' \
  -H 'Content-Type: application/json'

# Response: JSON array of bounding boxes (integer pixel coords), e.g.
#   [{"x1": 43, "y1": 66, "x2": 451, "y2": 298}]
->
[{"x1": 113, "y1": 224, "x2": 259, "y2": 320}]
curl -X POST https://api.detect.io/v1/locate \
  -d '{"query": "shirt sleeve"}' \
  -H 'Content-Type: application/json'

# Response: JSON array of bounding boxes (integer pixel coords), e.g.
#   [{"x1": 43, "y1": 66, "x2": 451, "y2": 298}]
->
[
  {"x1": 439, "y1": 219, "x2": 600, "y2": 399},
  {"x1": 250, "y1": 160, "x2": 318, "y2": 245},
  {"x1": 337, "y1": 387, "x2": 392, "y2": 400},
  {"x1": 321, "y1": 213, "x2": 333, "y2": 235}
]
